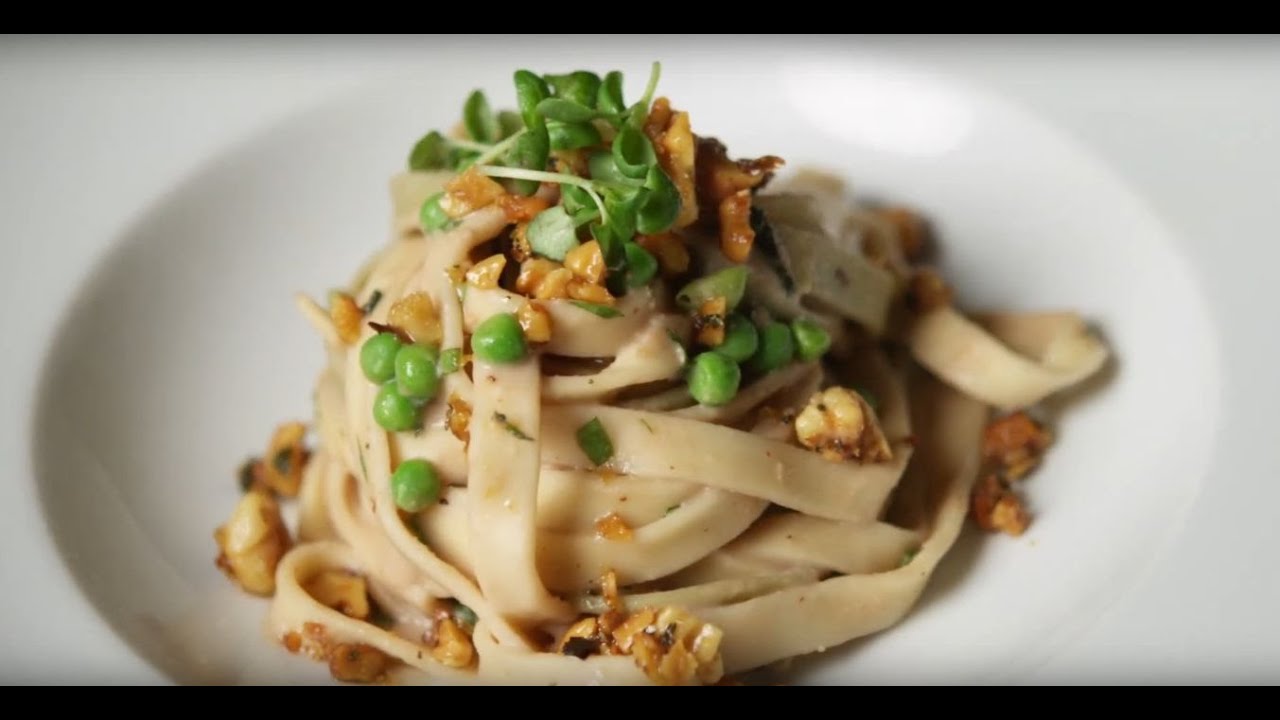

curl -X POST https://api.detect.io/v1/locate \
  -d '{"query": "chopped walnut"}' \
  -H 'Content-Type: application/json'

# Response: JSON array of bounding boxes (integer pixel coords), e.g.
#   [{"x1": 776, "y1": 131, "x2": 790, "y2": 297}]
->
[
  {"x1": 636, "y1": 232, "x2": 691, "y2": 277},
  {"x1": 693, "y1": 296, "x2": 727, "y2": 348},
  {"x1": 876, "y1": 206, "x2": 929, "y2": 262},
  {"x1": 971, "y1": 474, "x2": 1031, "y2": 536},
  {"x1": 717, "y1": 189, "x2": 755, "y2": 263},
  {"x1": 465, "y1": 254, "x2": 507, "y2": 290},
  {"x1": 446, "y1": 393, "x2": 472, "y2": 445},
  {"x1": 566, "y1": 279, "x2": 615, "y2": 306},
  {"x1": 431, "y1": 617, "x2": 476, "y2": 668},
  {"x1": 563, "y1": 240, "x2": 607, "y2": 285},
  {"x1": 498, "y1": 193, "x2": 550, "y2": 223},
  {"x1": 263, "y1": 421, "x2": 308, "y2": 497},
  {"x1": 303, "y1": 570, "x2": 371, "y2": 620},
  {"x1": 509, "y1": 222, "x2": 533, "y2": 263},
  {"x1": 387, "y1": 291, "x2": 443, "y2": 346},
  {"x1": 905, "y1": 268, "x2": 952, "y2": 313},
  {"x1": 556, "y1": 606, "x2": 724, "y2": 686},
  {"x1": 328, "y1": 643, "x2": 391, "y2": 684},
  {"x1": 516, "y1": 301, "x2": 553, "y2": 343},
  {"x1": 214, "y1": 489, "x2": 291, "y2": 596},
  {"x1": 983, "y1": 411, "x2": 1053, "y2": 481},
  {"x1": 794, "y1": 387, "x2": 892, "y2": 463},
  {"x1": 515, "y1": 258, "x2": 560, "y2": 295},
  {"x1": 594, "y1": 512, "x2": 634, "y2": 541},
  {"x1": 644, "y1": 98, "x2": 699, "y2": 230},
  {"x1": 534, "y1": 267, "x2": 575, "y2": 301},
  {"x1": 328, "y1": 291, "x2": 364, "y2": 346},
  {"x1": 600, "y1": 569, "x2": 622, "y2": 612},
  {"x1": 439, "y1": 167, "x2": 507, "y2": 219}
]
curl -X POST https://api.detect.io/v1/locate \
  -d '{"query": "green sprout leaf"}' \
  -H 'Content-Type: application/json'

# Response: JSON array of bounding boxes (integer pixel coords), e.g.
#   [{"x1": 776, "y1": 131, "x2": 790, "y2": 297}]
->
[
  {"x1": 611, "y1": 124, "x2": 657, "y2": 179},
  {"x1": 408, "y1": 131, "x2": 450, "y2": 170},
  {"x1": 527, "y1": 206, "x2": 580, "y2": 261},
  {"x1": 464, "y1": 90, "x2": 501, "y2": 144}
]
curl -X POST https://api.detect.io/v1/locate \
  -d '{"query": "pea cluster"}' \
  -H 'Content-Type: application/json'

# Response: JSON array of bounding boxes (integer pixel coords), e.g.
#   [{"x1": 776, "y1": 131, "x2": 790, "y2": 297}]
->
[{"x1": 678, "y1": 268, "x2": 831, "y2": 408}]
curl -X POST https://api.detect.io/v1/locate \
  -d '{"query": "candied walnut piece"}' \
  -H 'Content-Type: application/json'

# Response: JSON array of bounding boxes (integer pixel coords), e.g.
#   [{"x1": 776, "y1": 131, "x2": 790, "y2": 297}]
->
[
  {"x1": 594, "y1": 512, "x2": 634, "y2": 541},
  {"x1": 567, "y1": 279, "x2": 616, "y2": 306},
  {"x1": 717, "y1": 190, "x2": 755, "y2": 263},
  {"x1": 534, "y1": 267, "x2": 575, "y2": 301},
  {"x1": 213, "y1": 489, "x2": 292, "y2": 596},
  {"x1": 636, "y1": 232, "x2": 691, "y2": 277},
  {"x1": 563, "y1": 240, "x2": 607, "y2": 285},
  {"x1": 794, "y1": 387, "x2": 892, "y2": 463},
  {"x1": 303, "y1": 570, "x2": 371, "y2": 620},
  {"x1": 693, "y1": 296, "x2": 727, "y2": 348},
  {"x1": 431, "y1": 617, "x2": 476, "y2": 669},
  {"x1": 905, "y1": 268, "x2": 952, "y2": 313},
  {"x1": 983, "y1": 411, "x2": 1053, "y2": 481},
  {"x1": 387, "y1": 291, "x2": 442, "y2": 345},
  {"x1": 439, "y1": 167, "x2": 506, "y2": 219},
  {"x1": 553, "y1": 602, "x2": 726, "y2": 685},
  {"x1": 465, "y1": 253, "x2": 507, "y2": 290},
  {"x1": 876, "y1": 206, "x2": 929, "y2": 262},
  {"x1": 971, "y1": 474, "x2": 1031, "y2": 536},
  {"x1": 644, "y1": 98, "x2": 699, "y2": 229},
  {"x1": 263, "y1": 421, "x2": 308, "y2": 497},
  {"x1": 328, "y1": 291, "x2": 364, "y2": 346},
  {"x1": 498, "y1": 193, "x2": 550, "y2": 223},
  {"x1": 515, "y1": 258, "x2": 560, "y2": 296},
  {"x1": 516, "y1": 302, "x2": 553, "y2": 344},
  {"x1": 328, "y1": 643, "x2": 391, "y2": 684},
  {"x1": 446, "y1": 393, "x2": 472, "y2": 445}
]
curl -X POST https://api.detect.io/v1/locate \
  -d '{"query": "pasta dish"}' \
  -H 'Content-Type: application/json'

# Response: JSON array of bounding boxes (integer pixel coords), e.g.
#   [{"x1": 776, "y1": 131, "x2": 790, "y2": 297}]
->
[{"x1": 213, "y1": 64, "x2": 1109, "y2": 685}]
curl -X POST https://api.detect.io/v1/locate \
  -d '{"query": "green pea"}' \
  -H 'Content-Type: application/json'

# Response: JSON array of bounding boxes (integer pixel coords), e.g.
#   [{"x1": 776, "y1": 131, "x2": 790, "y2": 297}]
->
[
  {"x1": 420, "y1": 192, "x2": 452, "y2": 232},
  {"x1": 395, "y1": 344, "x2": 440, "y2": 400},
  {"x1": 749, "y1": 321, "x2": 795, "y2": 374},
  {"x1": 791, "y1": 318, "x2": 832, "y2": 361},
  {"x1": 688, "y1": 351, "x2": 741, "y2": 407},
  {"x1": 373, "y1": 382, "x2": 420, "y2": 432},
  {"x1": 623, "y1": 242, "x2": 658, "y2": 288},
  {"x1": 471, "y1": 313, "x2": 527, "y2": 363},
  {"x1": 715, "y1": 315, "x2": 759, "y2": 362},
  {"x1": 360, "y1": 333, "x2": 402, "y2": 383},
  {"x1": 390, "y1": 458, "x2": 441, "y2": 512}
]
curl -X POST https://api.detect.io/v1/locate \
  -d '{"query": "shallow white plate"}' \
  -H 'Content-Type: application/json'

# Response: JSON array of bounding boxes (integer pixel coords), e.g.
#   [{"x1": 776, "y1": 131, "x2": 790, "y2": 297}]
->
[{"x1": 6, "y1": 38, "x2": 1271, "y2": 684}]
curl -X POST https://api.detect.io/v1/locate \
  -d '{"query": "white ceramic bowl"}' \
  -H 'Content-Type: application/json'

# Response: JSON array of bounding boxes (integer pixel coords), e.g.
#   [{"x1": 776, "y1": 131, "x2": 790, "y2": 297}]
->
[{"x1": 31, "y1": 53, "x2": 1218, "y2": 684}]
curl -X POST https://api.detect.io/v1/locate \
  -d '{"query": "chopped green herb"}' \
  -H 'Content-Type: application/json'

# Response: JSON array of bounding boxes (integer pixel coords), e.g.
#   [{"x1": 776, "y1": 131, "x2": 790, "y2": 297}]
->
[
  {"x1": 575, "y1": 417, "x2": 614, "y2": 466},
  {"x1": 360, "y1": 289, "x2": 384, "y2": 315},
  {"x1": 640, "y1": 418, "x2": 656, "y2": 434},
  {"x1": 676, "y1": 267, "x2": 750, "y2": 312},
  {"x1": 899, "y1": 548, "x2": 920, "y2": 568},
  {"x1": 791, "y1": 318, "x2": 832, "y2": 361},
  {"x1": 452, "y1": 602, "x2": 479, "y2": 628},
  {"x1": 664, "y1": 504, "x2": 681, "y2": 516},
  {"x1": 569, "y1": 300, "x2": 622, "y2": 318},
  {"x1": 437, "y1": 348, "x2": 463, "y2": 375},
  {"x1": 358, "y1": 447, "x2": 367, "y2": 480},
  {"x1": 494, "y1": 412, "x2": 533, "y2": 441}
]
